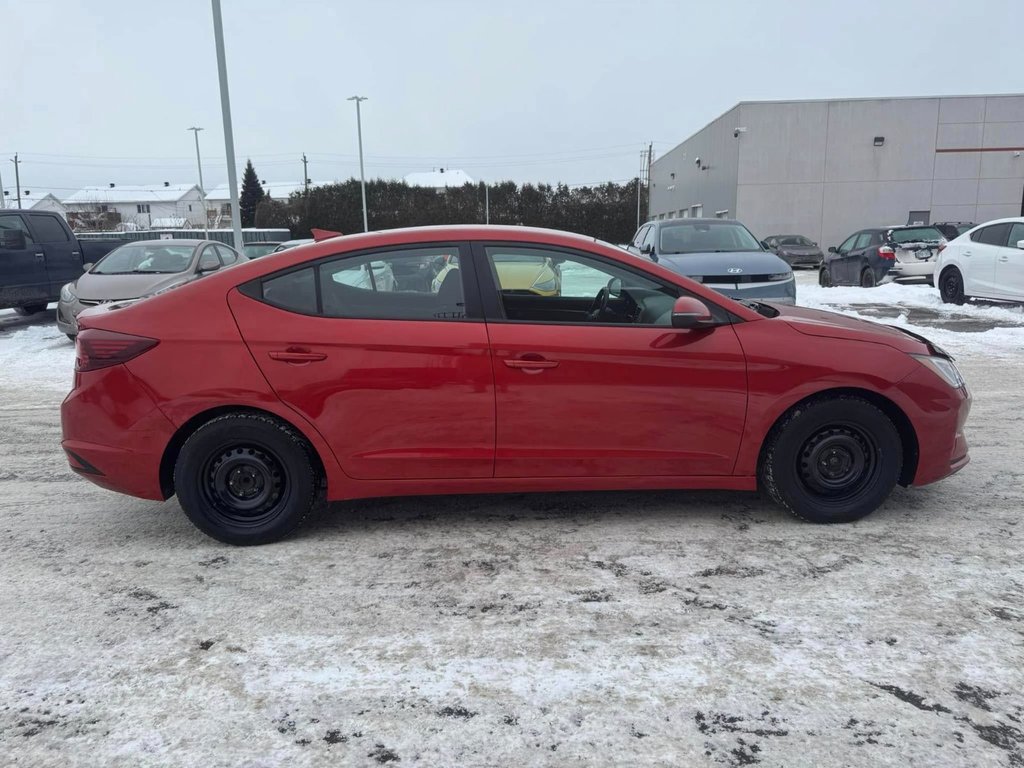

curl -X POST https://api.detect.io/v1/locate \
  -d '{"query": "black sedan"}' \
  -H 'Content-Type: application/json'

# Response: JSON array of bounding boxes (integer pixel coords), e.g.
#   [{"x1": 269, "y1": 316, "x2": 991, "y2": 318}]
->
[{"x1": 763, "y1": 234, "x2": 823, "y2": 268}]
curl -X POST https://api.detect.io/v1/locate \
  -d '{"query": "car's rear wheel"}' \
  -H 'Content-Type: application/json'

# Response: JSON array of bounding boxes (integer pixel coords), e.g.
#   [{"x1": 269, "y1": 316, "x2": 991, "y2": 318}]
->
[
  {"x1": 759, "y1": 396, "x2": 902, "y2": 524},
  {"x1": 939, "y1": 267, "x2": 966, "y2": 305},
  {"x1": 819, "y1": 266, "x2": 833, "y2": 287},
  {"x1": 13, "y1": 303, "x2": 47, "y2": 317},
  {"x1": 174, "y1": 412, "x2": 320, "y2": 545},
  {"x1": 860, "y1": 268, "x2": 876, "y2": 288}
]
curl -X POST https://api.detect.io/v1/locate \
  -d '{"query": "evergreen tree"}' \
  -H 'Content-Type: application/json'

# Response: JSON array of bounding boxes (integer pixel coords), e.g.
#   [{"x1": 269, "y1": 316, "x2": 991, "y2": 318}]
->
[{"x1": 239, "y1": 160, "x2": 265, "y2": 227}]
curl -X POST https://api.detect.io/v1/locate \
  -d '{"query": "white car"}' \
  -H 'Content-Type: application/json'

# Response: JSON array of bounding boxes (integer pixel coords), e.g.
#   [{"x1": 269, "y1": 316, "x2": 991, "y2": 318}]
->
[{"x1": 936, "y1": 217, "x2": 1024, "y2": 304}]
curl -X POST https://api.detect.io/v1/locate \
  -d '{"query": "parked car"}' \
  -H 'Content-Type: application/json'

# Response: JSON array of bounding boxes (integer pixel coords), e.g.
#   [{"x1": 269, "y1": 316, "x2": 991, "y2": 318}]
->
[
  {"x1": 763, "y1": 234, "x2": 824, "y2": 268},
  {"x1": 242, "y1": 242, "x2": 282, "y2": 259},
  {"x1": 627, "y1": 218, "x2": 795, "y2": 304},
  {"x1": 62, "y1": 225, "x2": 970, "y2": 545},
  {"x1": 820, "y1": 225, "x2": 946, "y2": 287},
  {"x1": 0, "y1": 210, "x2": 121, "y2": 315},
  {"x1": 935, "y1": 218, "x2": 1024, "y2": 304},
  {"x1": 56, "y1": 239, "x2": 247, "y2": 338},
  {"x1": 932, "y1": 222, "x2": 975, "y2": 241}
]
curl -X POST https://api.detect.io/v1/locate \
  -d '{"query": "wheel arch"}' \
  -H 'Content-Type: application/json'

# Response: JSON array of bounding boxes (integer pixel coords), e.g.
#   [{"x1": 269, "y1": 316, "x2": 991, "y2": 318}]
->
[
  {"x1": 158, "y1": 405, "x2": 329, "y2": 499},
  {"x1": 756, "y1": 387, "x2": 919, "y2": 488}
]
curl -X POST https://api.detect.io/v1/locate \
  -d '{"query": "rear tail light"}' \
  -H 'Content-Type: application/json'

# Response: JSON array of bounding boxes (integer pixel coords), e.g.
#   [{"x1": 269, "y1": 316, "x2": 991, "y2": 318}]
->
[
  {"x1": 878, "y1": 246, "x2": 896, "y2": 260},
  {"x1": 75, "y1": 329, "x2": 158, "y2": 372}
]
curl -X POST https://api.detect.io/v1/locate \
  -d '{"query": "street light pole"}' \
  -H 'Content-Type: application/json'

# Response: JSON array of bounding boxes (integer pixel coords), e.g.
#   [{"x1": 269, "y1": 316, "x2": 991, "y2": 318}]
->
[
  {"x1": 12, "y1": 154, "x2": 22, "y2": 209},
  {"x1": 211, "y1": 0, "x2": 243, "y2": 250},
  {"x1": 188, "y1": 127, "x2": 210, "y2": 239},
  {"x1": 0, "y1": 164, "x2": 5, "y2": 209},
  {"x1": 347, "y1": 95, "x2": 369, "y2": 232}
]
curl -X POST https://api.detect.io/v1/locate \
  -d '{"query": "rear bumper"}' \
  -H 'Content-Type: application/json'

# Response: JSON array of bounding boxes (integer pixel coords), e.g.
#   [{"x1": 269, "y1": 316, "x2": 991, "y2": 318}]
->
[
  {"x1": 61, "y1": 364, "x2": 175, "y2": 500},
  {"x1": 888, "y1": 260, "x2": 936, "y2": 280}
]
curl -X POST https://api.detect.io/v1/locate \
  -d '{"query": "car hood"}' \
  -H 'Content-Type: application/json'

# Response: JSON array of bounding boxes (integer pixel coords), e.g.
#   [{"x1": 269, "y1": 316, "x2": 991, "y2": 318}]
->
[
  {"x1": 74, "y1": 271, "x2": 194, "y2": 301},
  {"x1": 657, "y1": 250, "x2": 789, "y2": 276},
  {"x1": 768, "y1": 303, "x2": 931, "y2": 354}
]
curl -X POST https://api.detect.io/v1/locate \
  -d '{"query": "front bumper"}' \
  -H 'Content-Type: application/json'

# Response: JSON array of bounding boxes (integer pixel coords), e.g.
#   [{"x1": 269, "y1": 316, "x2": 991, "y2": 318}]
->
[
  {"x1": 55, "y1": 297, "x2": 85, "y2": 335},
  {"x1": 706, "y1": 277, "x2": 797, "y2": 305},
  {"x1": 895, "y1": 365, "x2": 971, "y2": 487}
]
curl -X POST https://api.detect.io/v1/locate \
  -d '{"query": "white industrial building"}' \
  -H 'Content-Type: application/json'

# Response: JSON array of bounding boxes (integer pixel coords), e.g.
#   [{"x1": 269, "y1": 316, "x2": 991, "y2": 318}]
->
[
  {"x1": 649, "y1": 94, "x2": 1024, "y2": 248},
  {"x1": 63, "y1": 183, "x2": 206, "y2": 229}
]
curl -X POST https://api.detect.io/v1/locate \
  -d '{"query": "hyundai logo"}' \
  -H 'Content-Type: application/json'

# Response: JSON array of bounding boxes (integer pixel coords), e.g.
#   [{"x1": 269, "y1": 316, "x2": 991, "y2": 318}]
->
[{"x1": 727, "y1": 267, "x2": 744, "y2": 274}]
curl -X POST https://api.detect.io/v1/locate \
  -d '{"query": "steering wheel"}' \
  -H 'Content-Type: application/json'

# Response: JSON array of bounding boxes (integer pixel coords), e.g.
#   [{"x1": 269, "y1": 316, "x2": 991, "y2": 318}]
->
[{"x1": 588, "y1": 278, "x2": 619, "y2": 321}]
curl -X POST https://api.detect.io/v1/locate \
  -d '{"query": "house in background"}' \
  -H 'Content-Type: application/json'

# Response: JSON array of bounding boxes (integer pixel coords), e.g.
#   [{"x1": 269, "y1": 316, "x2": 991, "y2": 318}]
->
[
  {"x1": 63, "y1": 183, "x2": 205, "y2": 231},
  {"x1": 205, "y1": 181, "x2": 331, "y2": 225},
  {"x1": 404, "y1": 169, "x2": 474, "y2": 189},
  {"x1": 0, "y1": 190, "x2": 67, "y2": 218}
]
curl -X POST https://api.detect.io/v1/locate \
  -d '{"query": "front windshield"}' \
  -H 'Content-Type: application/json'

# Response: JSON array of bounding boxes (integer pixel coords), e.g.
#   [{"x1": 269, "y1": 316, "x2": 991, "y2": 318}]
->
[
  {"x1": 890, "y1": 227, "x2": 944, "y2": 244},
  {"x1": 779, "y1": 235, "x2": 814, "y2": 246},
  {"x1": 659, "y1": 222, "x2": 762, "y2": 254},
  {"x1": 91, "y1": 243, "x2": 195, "y2": 274}
]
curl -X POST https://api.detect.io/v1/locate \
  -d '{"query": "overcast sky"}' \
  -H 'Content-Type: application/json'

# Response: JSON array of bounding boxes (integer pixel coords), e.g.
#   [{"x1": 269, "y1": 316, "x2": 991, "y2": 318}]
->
[{"x1": 1, "y1": 0, "x2": 1019, "y2": 198}]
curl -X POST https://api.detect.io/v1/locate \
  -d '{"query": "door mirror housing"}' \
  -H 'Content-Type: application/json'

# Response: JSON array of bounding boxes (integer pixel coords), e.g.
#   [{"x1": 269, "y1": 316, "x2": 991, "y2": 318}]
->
[
  {"x1": 760, "y1": 240, "x2": 770, "y2": 250},
  {"x1": 0, "y1": 228, "x2": 26, "y2": 250},
  {"x1": 82, "y1": 262, "x2": 94, "y2": 273},
  {"x1": 671, "y1": 296, "x2": 718, "y2": 329},
  {"x1": 1017, "y1": 239, "x2": 1024, "y2": 250},
  {"x1": 827, "y1": 246, "x2": 838, "y2": 254},
  {"x1": 198, "y1": 254, "x2": 220, "y2": 273},
  {"x1": 640, "y1": 241, "x2": 653, "y2": 255}
]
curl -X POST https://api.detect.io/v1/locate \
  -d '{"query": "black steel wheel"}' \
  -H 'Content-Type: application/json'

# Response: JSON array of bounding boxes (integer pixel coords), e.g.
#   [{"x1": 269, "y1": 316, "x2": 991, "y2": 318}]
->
[
  {"x1": 819, "y1": 267, "x2": 833, "y2": 287},
  {"x1": 174, "y1": 413, "x2": 320, "y2": 545},
  {"x1": 939, "y1": 267, "x2": 966, "y2": 305},
  {"x1": 860, "y1": 267, "x2": 877, "y2": 288},
  {"x1": 759, "y1": 395, "x2": 902, "y2": 523}
]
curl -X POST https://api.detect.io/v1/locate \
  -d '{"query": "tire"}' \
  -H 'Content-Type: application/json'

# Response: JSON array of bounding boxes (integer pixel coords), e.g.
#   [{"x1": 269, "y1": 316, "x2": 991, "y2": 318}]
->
[
  {"x1": 939, "y1": 267, "x2": 966, "y2": 305},
  {"x1": 174, "y1": 412, "x2": 321, "y2": 545},
  {"x1": 860, "y1": 268, "x2": 877, "y2": 288},
  {"x1": 66, "y1": 334, "x2": 77, "y2": 341},
  {"x1": 759, "y1": 395, "x2": 902, "y2": 524},
  {"x1": 818, "y1": 267, "x2": 833, "y2": 287},
  {"x1": 13, "y1": 303, "x2": 47, "y2": 317}
]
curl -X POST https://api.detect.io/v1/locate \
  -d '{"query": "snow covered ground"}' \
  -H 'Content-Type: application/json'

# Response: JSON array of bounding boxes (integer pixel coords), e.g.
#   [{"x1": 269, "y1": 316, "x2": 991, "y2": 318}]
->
[{"x1": 1, "y1": 280, "x2": 1023, "y2": 766}]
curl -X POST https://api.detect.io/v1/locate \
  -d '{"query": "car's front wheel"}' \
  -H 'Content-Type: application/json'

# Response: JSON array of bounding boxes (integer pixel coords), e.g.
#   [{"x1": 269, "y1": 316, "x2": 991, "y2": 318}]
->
[
  {"x1": 819, "y1": 267, "x2": 833, "y2": 287},
  {"x1": 759, "y1": 396, "x2": 902, "y2": 524},
  {"x1": 174, "y1": 412, "x2": 321, "y2": 545},
  {"x1": 939, "y1": 267, "x2": 966, "y2": 305}
]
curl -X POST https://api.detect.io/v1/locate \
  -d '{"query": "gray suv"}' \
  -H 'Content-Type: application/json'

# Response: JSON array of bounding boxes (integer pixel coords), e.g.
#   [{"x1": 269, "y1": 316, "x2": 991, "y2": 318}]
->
[{"x1": 626, "y1": 218, "x2": 795, "y2": 304}]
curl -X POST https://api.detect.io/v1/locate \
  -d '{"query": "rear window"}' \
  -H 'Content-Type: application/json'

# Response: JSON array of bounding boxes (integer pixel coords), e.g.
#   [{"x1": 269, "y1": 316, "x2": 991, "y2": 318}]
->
[
  {"x1": 31, "y1": 215, "x2": 69, "y2": 243},
  {"x1": 262, "y1": 268, "x2": 317, "y2": 314},
  {"x1": 889, "y1": 227, "x2": 943, "y2": 244}
]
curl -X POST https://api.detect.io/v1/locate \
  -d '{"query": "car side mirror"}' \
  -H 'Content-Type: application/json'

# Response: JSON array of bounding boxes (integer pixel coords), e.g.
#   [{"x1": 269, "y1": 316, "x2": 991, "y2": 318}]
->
[
  {"x1": 0, "y1": 229, "x2": 26, "y2": 250},
  {"x1": 198, "y1": 255, "x2": 220, "y2": 273},
  {"x1": 640, "y1": 242, "x2": 653, "y2": 255},
  {"x1": 671, "y1": 296, "x2": 718, "y2": 329},
  {"x1": 1017, "y1": 239, "x2": 1024, "y2": 250},
  {"x1": 760, "y1": 240, "x2": 770, "y2": 249},
  {"x1": 82, "y1": 262, "x2": 94, "y2": 272},
  {"x1": 828, "y1": 246, "x2": 838, "y2": 254}
]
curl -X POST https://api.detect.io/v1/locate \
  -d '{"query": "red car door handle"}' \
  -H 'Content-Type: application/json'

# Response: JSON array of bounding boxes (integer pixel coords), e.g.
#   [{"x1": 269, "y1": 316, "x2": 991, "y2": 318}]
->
[
  {"x1": 268, "y1": 349, "x2": 326, "y2": 363},
  {"x1": 504, "y1": 357, "x2": 559, "y2": 371}
]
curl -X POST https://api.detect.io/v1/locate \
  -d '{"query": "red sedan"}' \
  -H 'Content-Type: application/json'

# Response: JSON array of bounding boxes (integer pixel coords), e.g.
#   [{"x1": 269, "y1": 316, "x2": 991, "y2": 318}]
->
[{"x1": 61, "y1": 226, "x2": 971, "y2": 545}]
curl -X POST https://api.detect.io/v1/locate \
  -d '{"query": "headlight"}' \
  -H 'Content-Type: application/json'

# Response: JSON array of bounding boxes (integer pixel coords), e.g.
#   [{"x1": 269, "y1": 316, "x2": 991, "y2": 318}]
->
[
  {"x1": 911, "y1": 354, "x2": 965, "y2": 389},
  {"x1": 60, "y1": 283, "x2": 77, "y2": 302},
  {"x1": 531, "y1": 274, "x2": 559, "y2": 292},
  {"x1": 768, "y1": 272, "x2": 792, "y2": 281}
]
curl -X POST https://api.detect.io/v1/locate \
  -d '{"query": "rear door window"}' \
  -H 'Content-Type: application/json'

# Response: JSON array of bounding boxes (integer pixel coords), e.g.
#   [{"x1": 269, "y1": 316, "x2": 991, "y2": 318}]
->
[
  {"x1": 0, "y1": 213, "x2": 35, "y2": 245},
  {"x1": 30, "y1": 215, "x2": 69, "y2": 243},
  {"x1": 971, "y1": 223, "x2": 1011, "y2": 247}
]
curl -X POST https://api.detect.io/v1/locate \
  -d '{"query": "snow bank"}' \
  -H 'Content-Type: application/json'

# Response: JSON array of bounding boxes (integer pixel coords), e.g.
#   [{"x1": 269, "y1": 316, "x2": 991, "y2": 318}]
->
[{"x1": 0, "y1": 322, "x2": 75, "y2": 397}]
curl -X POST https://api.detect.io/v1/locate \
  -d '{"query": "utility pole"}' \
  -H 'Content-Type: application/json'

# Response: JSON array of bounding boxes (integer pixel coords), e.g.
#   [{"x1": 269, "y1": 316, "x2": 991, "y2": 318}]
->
[
  {"x1": 347, "y1": 95, "x2": 369, "y2": 232},
  {"x1": 644, "y1": 142, "x2": 653, "y2": 223},
  {"x1": 636, "y1": 149, "x2": 645, "y2": 230},
  {"x1": 211, "y1": 0, "x2": 243, "y2": 250},
  {"x1": 11, "y1": 154, "x2": 22, "y2": 209},
  {"x1": 302, "y1": 153, "x2": 309, "y2": 194},
  {"x1": 485, "y1": 183, "x2": 490, "y2": 225},
  {"x1": 188, "y1": 127, "x2": 210, "y2": 239},
  {"x1": 0, "y1": 164, "x2": 5, "y2": 209}
]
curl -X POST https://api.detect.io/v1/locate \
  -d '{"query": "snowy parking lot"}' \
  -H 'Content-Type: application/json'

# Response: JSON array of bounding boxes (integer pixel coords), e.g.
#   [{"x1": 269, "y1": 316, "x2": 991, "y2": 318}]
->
[{"x1": 2, "y1": 271, "x2": 1023, "y2": 767}]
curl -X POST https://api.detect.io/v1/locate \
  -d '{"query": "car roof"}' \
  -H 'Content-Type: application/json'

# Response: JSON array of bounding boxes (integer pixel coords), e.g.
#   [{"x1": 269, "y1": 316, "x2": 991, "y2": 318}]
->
[{"x1": 653, "y1": 217, "x2": 742, "y2": 226}]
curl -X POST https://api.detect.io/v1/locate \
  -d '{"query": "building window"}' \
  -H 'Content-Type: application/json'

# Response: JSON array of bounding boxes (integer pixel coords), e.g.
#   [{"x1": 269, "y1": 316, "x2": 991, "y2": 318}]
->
[
  {"x1": 690, "y1": 204, "x2": 703, "y2": 218},
  {"x1": 715, "y1": 210, "x2": 729, "y2": 219},
  {"x1": 188, "y1": 204, "x2": 193, "y2": 211},
  {"x1": 136, "y1": 204, "x2": 151, "y2": 213},
  {"x1": 220, "y1": 203, "x2": 231, "y2": 215}
]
